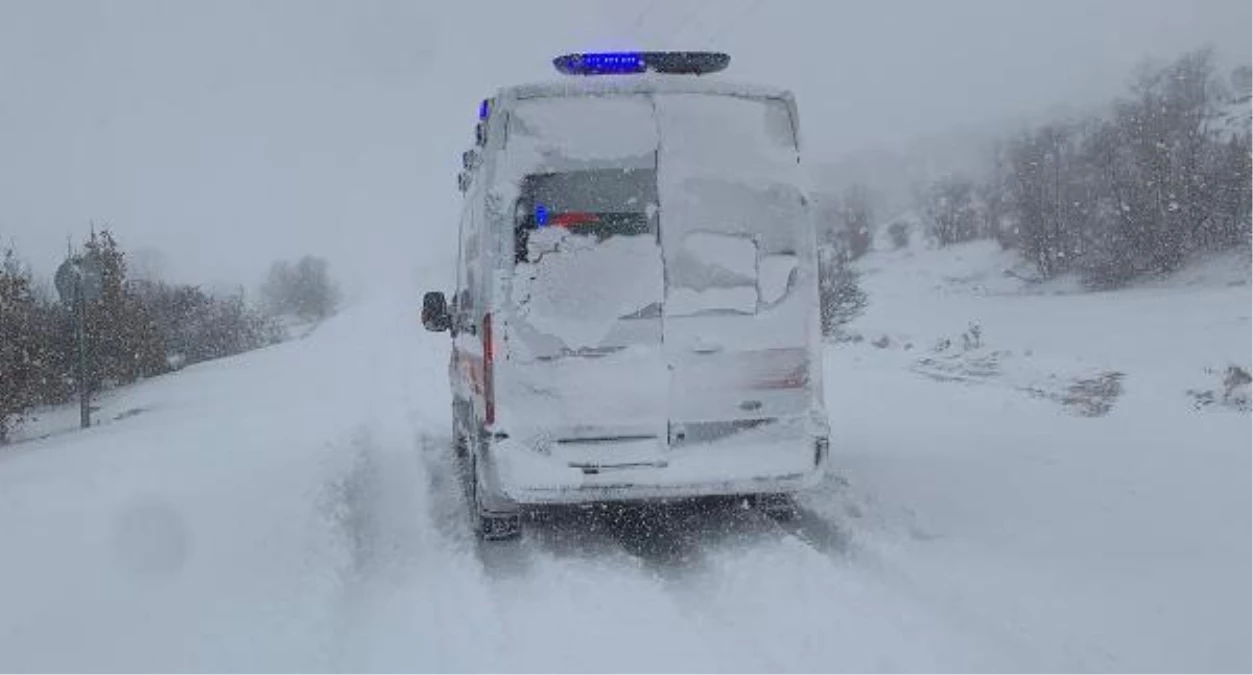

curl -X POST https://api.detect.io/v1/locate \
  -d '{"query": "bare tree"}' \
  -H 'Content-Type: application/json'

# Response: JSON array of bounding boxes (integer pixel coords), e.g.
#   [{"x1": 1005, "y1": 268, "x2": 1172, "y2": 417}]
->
[
  {"x1": 1004, "y1": 120, "x2": 1104, "y2": 279},
  {"x1": 837, "y1": 184, "x2": 876, "y2": 259},
  {"x1": 978, "y1": 143, "x2": 1015, "y2": 248},
  {"x1": 1116, "y1": 49, "x2": 1221, "y2": 272},
  {"x1": 923, "y1": 174, "x2": 980, "y2": 247},
  {"x1": 818, "y1": 243, "x2": 867, "y2": 338},
  {"x1": 261, "y1": 256, "x2": 341, "y2": 321},
  {"x1": 1232, "y1": 65, "x2": 1253, "y2": 102},
  {"x1": 887, "y1": 221, "x2": 911, "y2": 249}
]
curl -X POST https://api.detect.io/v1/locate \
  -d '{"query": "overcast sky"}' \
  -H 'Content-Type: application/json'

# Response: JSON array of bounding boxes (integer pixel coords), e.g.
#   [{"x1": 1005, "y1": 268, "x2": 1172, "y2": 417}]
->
[{"x1": 0, "y1": 0, "x2": 1248, "y2": 294}]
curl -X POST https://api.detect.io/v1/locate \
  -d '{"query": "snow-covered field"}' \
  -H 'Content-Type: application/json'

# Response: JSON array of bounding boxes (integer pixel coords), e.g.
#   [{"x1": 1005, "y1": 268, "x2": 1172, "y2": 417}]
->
[{"x1": 0, "y1": 242, "x2": 1248, "y2": 672}]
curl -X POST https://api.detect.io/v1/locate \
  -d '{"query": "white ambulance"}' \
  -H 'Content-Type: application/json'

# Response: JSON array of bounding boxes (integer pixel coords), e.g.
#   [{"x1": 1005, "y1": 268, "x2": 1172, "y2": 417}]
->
[{"x1": 423, "y1": 52, "x2": 829, "y2": 539}]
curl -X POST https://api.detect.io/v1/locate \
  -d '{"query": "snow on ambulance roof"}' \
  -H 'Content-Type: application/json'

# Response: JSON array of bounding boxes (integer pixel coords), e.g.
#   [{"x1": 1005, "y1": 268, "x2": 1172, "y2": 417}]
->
[{"x1": 498, "y1": 76, "x2": 796, "y2": 105}]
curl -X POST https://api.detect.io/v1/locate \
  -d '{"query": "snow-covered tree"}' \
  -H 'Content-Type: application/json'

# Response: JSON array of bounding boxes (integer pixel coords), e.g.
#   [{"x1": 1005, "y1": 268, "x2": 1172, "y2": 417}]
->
[
  {"x1": 1005, "y1": 122, "x2": 1096, "y2": 279},
  {"x1": 818, "y1": 243, "x2": 867, "y2": 338},
  {"x1": 82, "y1": 230, "x2": 166, "y2": 386},
  {"x1": 922, "y1": 174, "x2": 981, "y2": 247},
  {"x1": 886, "y1": 221, "x2": 911, "y2": 250},
  {"x1": 1231, "y1": 65, "x2": 1253, "y2": 104},
  {"x1": 131, "y1": 281, "x2": 282, "y2": 368},
  {"x1": 975, "y1": 48, "x2": 1250, "y2": 286},
  {"x1": 260, "y1": 256, "x2": 341, "y2": 321},
  {"x1": 813, "y1": 185, "x2": 877, "y2": 259},
  {"x1": 0, "y1": 248, "x2": 42, "y2": 443}
]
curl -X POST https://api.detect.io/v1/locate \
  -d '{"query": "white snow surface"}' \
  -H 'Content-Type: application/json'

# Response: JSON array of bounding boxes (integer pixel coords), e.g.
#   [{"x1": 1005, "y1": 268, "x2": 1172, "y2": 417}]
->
[
  {"x1": 514, "y1": 231, "x2": 664, "y2": 350},
  {"x1": 0, "y1": 242, "x2": 1249, "y2": 672},
  {"x1": 508, "y1": 94, "x2": 658, "y2": 165}
]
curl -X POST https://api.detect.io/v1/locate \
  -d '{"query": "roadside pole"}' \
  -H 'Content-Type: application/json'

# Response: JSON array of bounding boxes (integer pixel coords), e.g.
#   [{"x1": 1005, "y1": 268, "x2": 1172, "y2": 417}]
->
[
  {"x1": 76, "y1": 292, "x2": 89, "y2": 429},
  {"x1": 55, "y1": 251, "x2": 103, "y2": 430}
]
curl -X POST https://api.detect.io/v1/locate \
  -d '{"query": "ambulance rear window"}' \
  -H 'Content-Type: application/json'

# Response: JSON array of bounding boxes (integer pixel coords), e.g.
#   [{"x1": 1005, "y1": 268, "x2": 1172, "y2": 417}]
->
[{"x1": 514, "y1": 169, "x2": 657, "y2": 263}]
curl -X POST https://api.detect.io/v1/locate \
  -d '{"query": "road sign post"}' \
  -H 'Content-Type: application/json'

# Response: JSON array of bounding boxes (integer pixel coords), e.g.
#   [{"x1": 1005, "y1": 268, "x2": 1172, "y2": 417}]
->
[
  {"x1": 55, "y1": 254, "x2": 103, "y2": 430},
  {"x1": 76, "y1": 293, "x2": 89, "y2": 428}
]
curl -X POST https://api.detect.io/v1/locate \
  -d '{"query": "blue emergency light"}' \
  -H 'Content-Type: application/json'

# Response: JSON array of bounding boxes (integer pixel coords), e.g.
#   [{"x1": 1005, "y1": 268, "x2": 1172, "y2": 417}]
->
[
  {"x1": 553, "y1": 51, "x2": 730, "y2": 76},
  {"x1": 555, "y1": 52, "x2": 646, "y2": 74}
]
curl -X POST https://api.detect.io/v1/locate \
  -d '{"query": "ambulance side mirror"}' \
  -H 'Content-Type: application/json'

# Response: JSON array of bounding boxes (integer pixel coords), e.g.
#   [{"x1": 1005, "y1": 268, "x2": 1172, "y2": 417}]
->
[{"x1": 421, "y1": 291, "x2": 451, "y2": 332}]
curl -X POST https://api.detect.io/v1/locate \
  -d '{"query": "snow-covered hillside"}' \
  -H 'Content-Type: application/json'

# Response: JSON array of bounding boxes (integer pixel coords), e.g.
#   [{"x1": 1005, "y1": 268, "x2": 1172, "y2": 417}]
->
[
  {"x1": 1212, "y1": 92, "x2": 1253, "y2": 142},
  {"x1": 827, "y1": 242, "x2": 1251, "y2": 671},
  {"x1": 0, "y1": 242, "x2": 1248, "y2": 672}
]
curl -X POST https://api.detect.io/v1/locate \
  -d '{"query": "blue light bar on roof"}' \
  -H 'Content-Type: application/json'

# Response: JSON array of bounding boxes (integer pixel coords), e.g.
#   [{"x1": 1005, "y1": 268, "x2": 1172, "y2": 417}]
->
[
  {"x1": 553, "y1": 51, "x2": 730, "y2": 76},
  {"x1": 479, "y1": 98, "x2": 491, "y2": 120},
  {"x1": 554, "y1": 52, "x2": 645, "y2": 75}
]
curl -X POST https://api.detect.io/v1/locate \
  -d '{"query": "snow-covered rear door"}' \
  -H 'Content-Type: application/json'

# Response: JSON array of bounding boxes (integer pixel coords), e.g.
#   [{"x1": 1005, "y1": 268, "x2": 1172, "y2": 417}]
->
[
  {"x1": 654, "y1": 93, "x2": 816, "y2": 434},
  {"x1": 500, "y1": 95, "x2": 667, "y2": 451}
]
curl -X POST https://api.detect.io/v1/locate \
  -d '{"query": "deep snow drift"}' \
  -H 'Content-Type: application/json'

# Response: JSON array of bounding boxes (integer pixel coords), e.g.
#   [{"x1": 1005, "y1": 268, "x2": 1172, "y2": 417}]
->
[{"x1": 0, "y1": 242, "x2": 1248, "y2": 672}]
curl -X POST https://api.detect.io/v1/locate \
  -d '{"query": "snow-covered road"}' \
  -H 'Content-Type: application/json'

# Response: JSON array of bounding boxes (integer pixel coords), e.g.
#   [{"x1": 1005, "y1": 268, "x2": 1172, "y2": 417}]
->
[{"x1": 1, "y1": 244, "x2": 1248, "y2": 672}]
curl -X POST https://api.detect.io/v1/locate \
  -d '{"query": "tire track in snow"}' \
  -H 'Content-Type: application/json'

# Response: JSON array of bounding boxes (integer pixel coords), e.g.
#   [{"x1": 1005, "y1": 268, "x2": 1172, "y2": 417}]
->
[
  {"x1": 550, "y1": 493, "x2": 922, "y2": 670},
  {"x1": 322, "y1": 419, "x2": 508, "y2": 672},
  {"x1": 507, "y1": 482, "x2": 1026, "y2": 671},
  {"x1": 417, "y1": 435, "x2": 752, "y2": 670},
  {"x1": 630, "y1": 503, "x2": 1024, "y2": 672},
  {"x1": 781, "y1": 477, "x2": 1064, "y2": 670},
  {"x1": 414, "y1": 433, "x2": 922, "y2": 668},
  {"x1": 411, "y1": 428, "x2": 1025, "y2": 670}
]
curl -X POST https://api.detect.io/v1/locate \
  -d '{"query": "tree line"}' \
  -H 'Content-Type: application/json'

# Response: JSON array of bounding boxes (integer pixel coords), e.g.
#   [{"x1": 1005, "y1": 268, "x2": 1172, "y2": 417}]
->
[
  {"x1": 0, "y1": 229, "x2": 341, "y2": 443},
  {"x1": 813, "y1": 48, "x2": 1249, "y2": 338},
  {"x1": 914, "y1": 49, "x2": 1251, "y2": 287}
]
